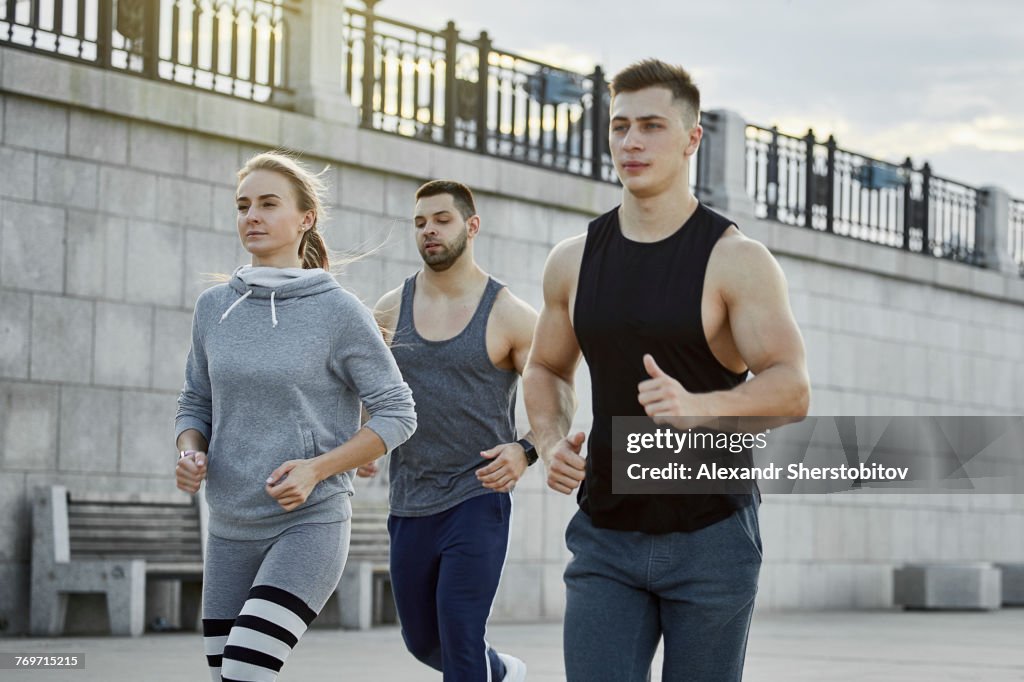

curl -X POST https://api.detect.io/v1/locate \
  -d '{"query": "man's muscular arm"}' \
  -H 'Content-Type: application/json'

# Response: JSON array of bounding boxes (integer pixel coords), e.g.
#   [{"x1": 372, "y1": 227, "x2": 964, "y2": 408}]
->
[
  {"x1": 477, "y1": 292, "x2": 540, "y2": 491},
  {"x1": 523, "y1": 235, "x2": 588, "y2": 495},
  {"x1": 637, "y1": 234, "x2": 810, "y2": 424}
]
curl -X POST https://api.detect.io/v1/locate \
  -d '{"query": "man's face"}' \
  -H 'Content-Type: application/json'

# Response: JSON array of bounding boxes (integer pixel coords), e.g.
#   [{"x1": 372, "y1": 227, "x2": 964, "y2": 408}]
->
[
  {"x1": 609, "y1": 87, "x2": 701, "y2": 198},
  {"x1": 413, "y1": 193, "x2": 473, "y2": 272}
]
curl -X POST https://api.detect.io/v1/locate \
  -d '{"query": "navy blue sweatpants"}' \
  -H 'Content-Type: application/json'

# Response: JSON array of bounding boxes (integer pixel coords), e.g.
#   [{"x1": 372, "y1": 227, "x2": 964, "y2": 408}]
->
[{"x1": 388, "y1": 492, "x2": 512, "y2": 682}]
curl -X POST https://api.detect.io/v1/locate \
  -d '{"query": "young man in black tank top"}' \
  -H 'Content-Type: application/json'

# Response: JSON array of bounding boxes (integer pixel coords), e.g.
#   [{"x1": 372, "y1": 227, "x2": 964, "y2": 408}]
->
[
  {"x1": 524, "y1": 60, "x2": 811, "y2": 681},
  {"x1": 359, "y1": 181, "x2": 539, "y2": 682}
]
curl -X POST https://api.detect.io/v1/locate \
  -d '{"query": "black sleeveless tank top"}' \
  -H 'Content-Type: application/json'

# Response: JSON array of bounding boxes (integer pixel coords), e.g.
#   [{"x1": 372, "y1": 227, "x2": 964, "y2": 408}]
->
[{"x1": 573, "y1": 203, "x2": 753, "y2": 534}]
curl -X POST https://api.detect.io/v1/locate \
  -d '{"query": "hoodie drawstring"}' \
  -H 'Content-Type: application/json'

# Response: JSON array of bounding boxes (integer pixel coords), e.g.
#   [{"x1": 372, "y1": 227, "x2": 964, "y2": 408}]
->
[
  {"x1": 270, "y1": 290, "x2": 278, "y2": 328},
  {"x1": 219, "y1": 290, "x2": 252, "y2": 323}
]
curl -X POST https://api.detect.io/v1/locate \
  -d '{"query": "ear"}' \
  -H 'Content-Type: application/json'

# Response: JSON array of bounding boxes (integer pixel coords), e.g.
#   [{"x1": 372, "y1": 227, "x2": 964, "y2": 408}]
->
[
  {"x1": 301, "y1": 209, "x2": 316, "y2": 231},
  {"x1": 467, "y1": 214, "x2": 481, "y2": 237},
  {"x1": 685, "y1": 123, "x2": 703, "y2": 159}
]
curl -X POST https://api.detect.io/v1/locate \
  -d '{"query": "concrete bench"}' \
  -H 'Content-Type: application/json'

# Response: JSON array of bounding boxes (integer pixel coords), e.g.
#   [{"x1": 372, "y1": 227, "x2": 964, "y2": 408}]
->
[
  {"x1": 334, "y1": 502, "x2": 394, "y2": 630},
  {"x1": 995, "y1": 564, "x2": 1024, "y2": 606},
  {"x1": 31, "y1": 485, "x2": 206, "y2": 636},
  {"x1": 893, "y1": 563, "x2": 1001, "y2": 611}
]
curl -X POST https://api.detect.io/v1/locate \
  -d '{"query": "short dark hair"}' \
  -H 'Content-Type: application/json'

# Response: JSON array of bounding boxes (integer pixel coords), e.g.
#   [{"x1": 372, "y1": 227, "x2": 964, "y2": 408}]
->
[
  {"x1": 609, "y1": 59, "x2": 700, "y2": 125},
  {"x1": 415, "y1": 180, "x2": 476, "y2": 221}
]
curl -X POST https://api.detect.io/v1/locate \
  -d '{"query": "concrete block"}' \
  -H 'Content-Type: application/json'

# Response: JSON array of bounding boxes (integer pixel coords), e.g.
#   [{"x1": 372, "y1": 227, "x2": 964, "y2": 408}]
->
[
  {"x1": 99, "y1": 166, "x2": 158, "y2": 220},
  {"x1": 120, "y1": 390, "x2": 175, "y2": 475},
  {"x1": 129, "y1": 121, "x2": 186, "y2": 174},
  {"x1": 155, "y1": 177, "x2": 213, "y2": 230},
  {"x1": 68, "y1": 110, "x2": 128, "y2": 164},
  {"x1": 94, "y1": 302, "x2": 153, "y2": 388},
  {"x1": 152, "y1": 308, "x2": 194, "y2": 392},
  {"x1": 58, "y1": 386, "x2": 121, "y2": 473},
  {"x1": 549, "y1": 208, "x2": 590, "y2": 246},
  {"x1": 428, "y1": 145, "x2": 500, "y2": 193},
  {"x1": 0, "y1": 473, "x2": 28, "y2": 561},
  {"x1": 124, "y1": 221, "x2": 184, "y2": 307},
  {"x1": 357, "y1": 129, "x2": 431, "y2": 179},
  {"x1": 30, "y1": 294, "x2": 92, "y2": 383},
  {"x1": 4, "y1": 96, "x2": 67, "y2": 153},
  {"x1": 195, "y1": 94, "x2": 281, "y2": 147},
  {"x1": 894, "y1": 563, "x2": 1001, "y2": 610},
  {"x1": 0, "y1": 146, "x2": 36, "y2": 200},
  {"x1": 1, "y1": 49, "x2": 103, "y2": 110},
  {"x1": 996, "y1": 563, "x2": 1024, "y2": 606},
  {"x1": 278, "y1": 114, "x2": 359, "y2": 166},
  {"x1": 337, "y1": 165, "x2": 386, "y2": 213},
  {"x1": 182, "y1": 230, "x2": 243, "y2": 304},
  {"x1": 542, "y1": 563, "x2": 566, "y2": 619},
  {"x1": 185, "y1": 134, "x2": 240, "y2": 185},
  {"x1": 383, "y1": 175, "x2": 421, "y2": 219},
  {"x1": 492, "y1": 562, "x2": 542, "y2": 622},
  {"x1": 209, "y1": 184, "x2": 239, "y2": 234},
  {"x1": 35, "y1": 154, "x2": 99, "y2": 210},
  {"x1": 101, "y1": 70, "x2": 195, "y2": 129},
  {"x1": 507, "y1": 490, "x2": 544, "y2": 562},
  {"x1": 0, "y1": 290, "x2": 31, "y2": 379},
  {"x1": 0, "y1": 562, "x2": 30, "y2": 635},
  {"x1": 0, "y1": 381, "x2": 59, "y2": 470},
  {"x1": 65, "y1": 211, "x2": 127, "y2": 299},
  {"x1": 1, "y1": 200, "x2": 65, "y2": 293}
]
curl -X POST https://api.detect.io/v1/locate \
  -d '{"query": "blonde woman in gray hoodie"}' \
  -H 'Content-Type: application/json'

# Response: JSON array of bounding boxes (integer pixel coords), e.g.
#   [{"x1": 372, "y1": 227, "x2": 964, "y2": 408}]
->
[{"x1": 174, "y1": 152, "x2": 416, "y2": 682}]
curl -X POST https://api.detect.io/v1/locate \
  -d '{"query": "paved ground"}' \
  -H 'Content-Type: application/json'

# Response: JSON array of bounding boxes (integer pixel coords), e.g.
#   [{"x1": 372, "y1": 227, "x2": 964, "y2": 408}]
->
[{"x1": 2, "y1": 609, "x2": 1023, "y2": 681}]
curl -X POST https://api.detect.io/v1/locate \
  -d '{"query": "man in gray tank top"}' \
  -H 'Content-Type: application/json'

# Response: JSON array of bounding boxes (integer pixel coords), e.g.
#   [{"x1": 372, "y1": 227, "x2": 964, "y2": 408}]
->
[{"x1": 359, "y1": 180, "x2": 539, "y2": 682}]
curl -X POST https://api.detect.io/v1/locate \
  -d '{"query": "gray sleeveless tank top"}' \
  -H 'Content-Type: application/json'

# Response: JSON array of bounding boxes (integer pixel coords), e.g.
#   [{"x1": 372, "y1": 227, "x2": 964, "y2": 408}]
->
[{"x1": 387, "y1": 274, "x2": 518, "y2": 516}]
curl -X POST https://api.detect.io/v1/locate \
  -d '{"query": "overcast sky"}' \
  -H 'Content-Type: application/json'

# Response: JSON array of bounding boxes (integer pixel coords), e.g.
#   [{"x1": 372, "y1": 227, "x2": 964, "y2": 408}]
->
[{"x1": 367, "y1": 0, "x2": 1024, "y2": 197}]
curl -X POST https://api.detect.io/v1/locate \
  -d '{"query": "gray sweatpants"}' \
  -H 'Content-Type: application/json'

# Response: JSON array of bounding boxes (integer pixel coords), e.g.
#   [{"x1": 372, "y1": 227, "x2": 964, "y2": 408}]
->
[{"x1": 202, "y1": 521, "x2": 350, "y2": 681}]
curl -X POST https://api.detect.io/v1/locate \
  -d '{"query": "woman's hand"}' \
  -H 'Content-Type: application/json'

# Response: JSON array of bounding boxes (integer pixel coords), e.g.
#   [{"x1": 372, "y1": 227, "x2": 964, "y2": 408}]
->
[
  {"x1": 265, "y1": 459, "x2": 321, "y2": 511},
  {"x1": 176, "y1": 451, "x2": 208, "y2": 494}
]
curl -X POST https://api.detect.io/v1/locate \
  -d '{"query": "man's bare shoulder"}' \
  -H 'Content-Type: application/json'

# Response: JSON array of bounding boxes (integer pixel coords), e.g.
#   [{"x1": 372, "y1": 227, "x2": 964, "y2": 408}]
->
[
  {"x1": 493, "y1": 286, "x2": 539, "y2": 332},
  {"x1": 543, "y1": 233, "x2": 587, "y2": 294},
  {"x1": 709, "y1": 227, "x2": 787, "y2": 297},
  {"x1": 373, "y1": 285, "x2": 404, "y2": 328},
  {"x1": 549, "y1": 232, "x2": 588, "y2": 266}
]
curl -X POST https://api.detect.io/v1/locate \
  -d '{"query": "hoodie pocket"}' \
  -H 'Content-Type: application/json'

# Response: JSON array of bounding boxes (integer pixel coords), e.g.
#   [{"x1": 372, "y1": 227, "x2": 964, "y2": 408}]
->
[{"x1": 302, "y1": 430, "x2": 316, "y2": 459}]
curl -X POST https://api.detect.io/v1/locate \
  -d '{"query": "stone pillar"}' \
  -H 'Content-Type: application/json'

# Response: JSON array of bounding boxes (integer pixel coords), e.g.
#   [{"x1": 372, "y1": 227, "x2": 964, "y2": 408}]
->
[
  {"x1": 275, "y1": 0, "x2": 359, "y2": 125},
  {"x1": 701, "y1": 109, "x2": 755, "y2": 218},
  {"x1": 978, "y1": 185, "x2": 1016, "y2": 275}
]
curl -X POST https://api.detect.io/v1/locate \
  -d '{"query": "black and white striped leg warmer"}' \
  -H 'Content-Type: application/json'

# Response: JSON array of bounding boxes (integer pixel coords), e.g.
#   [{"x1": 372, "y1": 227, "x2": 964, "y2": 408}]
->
[
  {"x1": 219, "y1": 585, "x2": 318, "y2": 682},
  {"x1": 202, "y1": 618, "x2": 234, "y2": 682}
]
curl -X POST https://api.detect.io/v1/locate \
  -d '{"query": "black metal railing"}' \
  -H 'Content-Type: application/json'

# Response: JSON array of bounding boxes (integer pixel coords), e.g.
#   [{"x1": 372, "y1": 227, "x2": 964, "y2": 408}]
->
[
  {"x1": 342, "y1": 3, "x2": 618, "y2": 183},
  {"x1": 1010, "y1": 198, "x2": 1024, "y2": 275},
  {"x1": 1, "y1": 0, "x2": 289, "y2": 102},
  {"x1": 746, "y1": 125, "x2": 980, "y2": 264}
]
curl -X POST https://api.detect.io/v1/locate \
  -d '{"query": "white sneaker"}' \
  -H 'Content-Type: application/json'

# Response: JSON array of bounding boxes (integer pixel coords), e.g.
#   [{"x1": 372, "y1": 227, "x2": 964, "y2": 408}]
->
[{"x1": 498, "y1": 652, "x2": 527, "y2": 682}]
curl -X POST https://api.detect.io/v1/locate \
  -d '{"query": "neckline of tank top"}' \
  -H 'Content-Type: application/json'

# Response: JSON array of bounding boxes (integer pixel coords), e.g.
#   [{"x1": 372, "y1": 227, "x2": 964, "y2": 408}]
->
[
  {"x1": 406, "y1": 274, "x2": 496, "y2": 346},
  {"x1": 613, "y1": 201, "x2": 705, "y2": 246}
]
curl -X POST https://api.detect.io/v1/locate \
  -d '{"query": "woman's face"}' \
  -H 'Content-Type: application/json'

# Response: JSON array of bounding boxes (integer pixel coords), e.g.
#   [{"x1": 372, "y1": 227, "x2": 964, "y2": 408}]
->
[{"x1": 235, "y1": 169, "x2": 313, "y2": 267}]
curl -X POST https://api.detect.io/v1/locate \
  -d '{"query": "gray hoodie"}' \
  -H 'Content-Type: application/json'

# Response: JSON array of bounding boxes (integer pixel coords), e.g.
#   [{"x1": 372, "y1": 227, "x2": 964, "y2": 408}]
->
[{"x1": 175, "y1": 266, "x2": 416, "y2": 540}]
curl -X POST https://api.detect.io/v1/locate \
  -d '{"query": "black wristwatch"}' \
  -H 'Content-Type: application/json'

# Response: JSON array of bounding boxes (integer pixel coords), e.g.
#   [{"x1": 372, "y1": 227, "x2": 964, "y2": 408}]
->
[{"x1": 517, "y1": 438, "x2": 539, "y2": 466}]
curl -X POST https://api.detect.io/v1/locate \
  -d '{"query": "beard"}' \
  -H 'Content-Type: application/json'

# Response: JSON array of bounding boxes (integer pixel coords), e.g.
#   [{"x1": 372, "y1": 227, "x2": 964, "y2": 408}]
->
[{"x1": 420, "y1": 227, "x2": 469, "y2": 272}]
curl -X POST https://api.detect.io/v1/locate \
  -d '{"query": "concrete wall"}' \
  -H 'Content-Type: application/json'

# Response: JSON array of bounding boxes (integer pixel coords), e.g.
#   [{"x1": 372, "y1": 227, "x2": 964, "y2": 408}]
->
[{"x1": 1, "y1": 45, "x2": 1023, "y2": 633}]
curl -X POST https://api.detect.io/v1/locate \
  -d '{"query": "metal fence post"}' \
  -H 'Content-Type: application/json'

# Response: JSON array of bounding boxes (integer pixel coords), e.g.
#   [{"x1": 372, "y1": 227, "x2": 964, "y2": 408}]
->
[
  {"x1": 766, "y1": 126, "x2": 779, "y2": 222},
  {"x1": 360, "y1": 0, "x2": 380, "y2": 128},
  {"x1": 825, "y1": 135, "x2": 836, "y2": 233},
  {"x1": 441, "y1": 20, "x2": 458, "y2": 147},
  {"x1": 920, "y1": 162, "x2": 932, "y2": 252},
  {"x1": 902, "y1": 157, "x2": 914, "y2": 250},
  {"x1": 803, "y1": 129, "x2": 816, "y2": 228},
  {"x1": 97, "y1": 0, "x2": 113, "y2": 68},
  {"x1": 142, "y1": 0, "x2": 160, "y2": 79},
  {"x1": 590, "y1": 66, "x2": 606, "y2": 180},
  {"x1": 475, "y1": 30, "x2": 491, "y2": 154}
]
